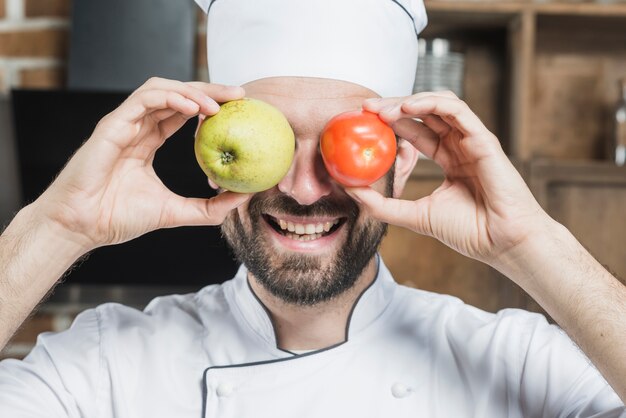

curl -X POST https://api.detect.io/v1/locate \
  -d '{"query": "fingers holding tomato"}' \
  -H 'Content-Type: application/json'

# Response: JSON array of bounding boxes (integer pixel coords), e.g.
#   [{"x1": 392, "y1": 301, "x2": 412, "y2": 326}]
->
[
  {"x1": 344, "y1": 93, "x2": 546, "y2": 263},
  {"x1": 320, "y1": 110, "x2": 397, "y2": 187},
  {"x1": 364, "y1": 94, "x2": 500, "y2": 152}
]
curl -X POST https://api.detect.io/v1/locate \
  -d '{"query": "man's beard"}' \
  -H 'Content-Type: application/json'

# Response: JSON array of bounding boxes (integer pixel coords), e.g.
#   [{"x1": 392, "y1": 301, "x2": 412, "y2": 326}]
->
[{"x1": 221, "y1": 177, "x2": 392, "y2": 306}]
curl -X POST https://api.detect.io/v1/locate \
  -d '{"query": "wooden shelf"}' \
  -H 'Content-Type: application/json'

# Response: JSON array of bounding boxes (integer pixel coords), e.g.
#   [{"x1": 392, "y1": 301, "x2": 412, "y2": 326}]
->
[
  {"x1": 425, "y1": 0, "x2": 626, "y2": 17},
  {"x1": 425, "y1": 1, "x2": 524, "y2": 15},
  {"x1": 534, "y1": 2, "x2": 626, "y2": 17},
  {"x1": 424, "y1": 1, "x2": 522, "y2": 27}
]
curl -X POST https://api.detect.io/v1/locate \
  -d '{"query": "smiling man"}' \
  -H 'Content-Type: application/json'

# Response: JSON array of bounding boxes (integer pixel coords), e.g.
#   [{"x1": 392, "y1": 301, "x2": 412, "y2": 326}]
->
[
  {"x1": 221, "y1": 78, "x2": 397, "y2": 350},
  {"x1": 1, "y1": 0, "x2": 626, "y2": 417},
  {"x1": 225, "y1": 80, "x2": 387, "y2": 297}
]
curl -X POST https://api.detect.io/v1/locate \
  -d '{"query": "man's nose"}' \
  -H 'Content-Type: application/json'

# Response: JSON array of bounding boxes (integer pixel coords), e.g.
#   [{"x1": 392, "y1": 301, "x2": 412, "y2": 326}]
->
[{"x1": 277, "y1": 139, "x2": 333, "y2": 206}]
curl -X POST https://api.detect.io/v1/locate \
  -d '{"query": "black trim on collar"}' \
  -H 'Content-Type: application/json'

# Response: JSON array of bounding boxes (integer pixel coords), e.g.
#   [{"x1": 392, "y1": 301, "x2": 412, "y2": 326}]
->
[
  {"x1": 200, "y1": 256, "x2": 381, "y2": 416},
  {"x1": 245, "y1": 254, "x2": 381, "y2": 352},
  {"x1": 201, "y1": 368, "x2": 209, "y2": 418},
  {"x1": 344, "y1": 255, "x2": 380, "y2": 340},
  {"x1": 245, "y1": 278, "x2": 287, "y2": 353},
  {"x1": 201, "y1": 340, "x2": 344, "y2": 417},
  {"x1": 207, "y1": 0, "x2": 218, "y2": 14}
]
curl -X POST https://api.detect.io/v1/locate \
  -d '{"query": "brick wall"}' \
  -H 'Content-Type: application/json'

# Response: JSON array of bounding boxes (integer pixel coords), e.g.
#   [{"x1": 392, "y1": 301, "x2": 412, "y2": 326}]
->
[
  {"x1": 0, "y1": 0, "x2": 209, "y2": 94},
  {"x1": 0, "y1": 0, "x2": 70, "y2": 93},
  {"x1": 0, "y1": 0, "x2": 209, "y2": 359}
]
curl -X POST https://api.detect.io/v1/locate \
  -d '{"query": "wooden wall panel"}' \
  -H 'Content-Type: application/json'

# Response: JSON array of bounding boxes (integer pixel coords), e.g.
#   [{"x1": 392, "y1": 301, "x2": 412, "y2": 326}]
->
[
  {"x1": 531, "y1": 53, "x2": 626, "y2": 160},
  {"x1": 530, "y1": 15, "x2": 626, "y2": 160},
  {"x1": 525, "y1": 161, "x2": 626, "y2": 314},
  {"x1": 549, "y1": 184, "x2": 626, "y2": 280},
  {"x1": 531, "y1": 54, "x2": 606, "y2": 159},
  {"x1": 508, "y1": 11, "x2": 536, "y2": 160},
  {"x1": 530, "y1": 162, "x2": 626, "y2": 280},
  {"x1": 463, "y1": 42, "x2": 506, "y2": 143}
]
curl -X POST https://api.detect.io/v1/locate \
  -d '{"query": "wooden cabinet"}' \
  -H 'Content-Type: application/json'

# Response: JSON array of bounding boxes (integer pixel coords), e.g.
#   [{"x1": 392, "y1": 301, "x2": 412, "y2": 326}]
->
[
  {"x1": 381, "y1": 2, "x2": 626, "y2": 313},
  {"x1": 422, "y1": 0, "x2": 626, "y2": 160}
]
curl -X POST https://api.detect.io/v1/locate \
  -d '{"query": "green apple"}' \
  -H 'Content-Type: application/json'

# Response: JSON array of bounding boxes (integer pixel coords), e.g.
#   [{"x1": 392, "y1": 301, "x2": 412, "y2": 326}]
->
[{"x1": 194, "y1": 98, "x2": 295, "y2": 193}]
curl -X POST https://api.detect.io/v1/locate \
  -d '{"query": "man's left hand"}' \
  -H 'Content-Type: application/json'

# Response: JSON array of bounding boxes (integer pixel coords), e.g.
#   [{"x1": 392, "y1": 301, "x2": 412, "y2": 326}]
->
[{"x1": 346, "y1": 91, "x2": 550, "y2": 266}]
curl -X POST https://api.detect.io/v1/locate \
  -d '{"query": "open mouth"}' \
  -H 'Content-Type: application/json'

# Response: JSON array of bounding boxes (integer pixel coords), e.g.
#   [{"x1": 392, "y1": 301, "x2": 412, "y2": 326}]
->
[{"x1": 263, "y1": 215, "x2": 346, "y2": 242}]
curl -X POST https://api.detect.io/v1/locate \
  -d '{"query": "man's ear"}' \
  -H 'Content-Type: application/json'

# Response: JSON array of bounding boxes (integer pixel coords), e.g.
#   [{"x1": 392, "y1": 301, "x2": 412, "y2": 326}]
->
[{"x1": 392, "y1": 139, "x2": 418, "y2": 198}]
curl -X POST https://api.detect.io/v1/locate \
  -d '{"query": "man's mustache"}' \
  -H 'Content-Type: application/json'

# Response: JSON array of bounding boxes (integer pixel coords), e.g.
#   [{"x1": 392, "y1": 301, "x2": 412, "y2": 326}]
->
[{"x1": 248, "y1": 193, "x2": 359, "y2": 219}]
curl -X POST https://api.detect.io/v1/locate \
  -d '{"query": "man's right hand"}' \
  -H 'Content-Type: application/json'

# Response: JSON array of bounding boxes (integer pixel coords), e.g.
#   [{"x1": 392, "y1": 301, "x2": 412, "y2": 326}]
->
[
  {"x1": 0, "y1": 78, "x2": 251, "y2": 347},
  {"x1": 32, "y1": 77, "x2": 250, "y2": 251}
]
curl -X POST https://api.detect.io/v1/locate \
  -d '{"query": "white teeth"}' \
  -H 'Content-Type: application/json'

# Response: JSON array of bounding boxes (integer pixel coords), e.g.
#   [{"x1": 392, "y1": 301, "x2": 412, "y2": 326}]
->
[
  {"x1": 273, "y1": 217, "x2": 342, "y2": 238},
  {"x1": 285, "y1": 232, "x2": 323, "y2": 241}
]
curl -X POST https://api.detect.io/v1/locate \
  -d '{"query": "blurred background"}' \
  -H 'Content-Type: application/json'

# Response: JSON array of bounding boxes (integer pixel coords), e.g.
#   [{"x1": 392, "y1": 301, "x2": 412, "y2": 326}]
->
[{"x1": 0, "y1": 0, "x2": 625, "y2": 359}]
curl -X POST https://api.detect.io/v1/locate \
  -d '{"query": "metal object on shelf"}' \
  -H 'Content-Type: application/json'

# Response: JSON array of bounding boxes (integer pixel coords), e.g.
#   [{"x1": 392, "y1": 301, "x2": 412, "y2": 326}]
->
[
  {"x1": 414, "y1": 38, "x2": 465, "y2": 98},
  {"x1": 611, "y1": 78, "x2": 626, "y2": 167}
]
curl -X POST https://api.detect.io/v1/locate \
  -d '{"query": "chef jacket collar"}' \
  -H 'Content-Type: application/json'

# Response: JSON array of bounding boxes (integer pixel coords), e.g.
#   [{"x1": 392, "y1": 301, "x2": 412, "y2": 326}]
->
[{"x1": 226, "y1": 254, "x2": 397, "y2": 352}]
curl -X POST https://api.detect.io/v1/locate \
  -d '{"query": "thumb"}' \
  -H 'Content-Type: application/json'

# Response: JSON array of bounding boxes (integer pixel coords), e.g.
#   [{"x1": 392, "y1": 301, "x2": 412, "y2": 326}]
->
[
  {"x1": 165, "y1": 191, "x2": 252, "y2": 227},
  {"x1": 345, "y1": 187, "x2": 432, "y2": 236}
]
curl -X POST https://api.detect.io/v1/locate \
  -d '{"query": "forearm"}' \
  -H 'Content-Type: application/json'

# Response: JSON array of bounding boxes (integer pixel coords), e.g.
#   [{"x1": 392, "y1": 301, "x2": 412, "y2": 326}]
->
[
  {"x1": 0, "y1": 203, "x2": 89, "y2": 350},
  {"x1": 495, "y1": 218, "x2": 626, "y2": 402}
]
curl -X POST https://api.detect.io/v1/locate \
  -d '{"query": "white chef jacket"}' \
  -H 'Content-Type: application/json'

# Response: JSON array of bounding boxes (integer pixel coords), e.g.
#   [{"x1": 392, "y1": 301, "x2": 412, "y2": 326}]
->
[{"x1": 0, "y1": 258, "x2": 624, "y2": 417}]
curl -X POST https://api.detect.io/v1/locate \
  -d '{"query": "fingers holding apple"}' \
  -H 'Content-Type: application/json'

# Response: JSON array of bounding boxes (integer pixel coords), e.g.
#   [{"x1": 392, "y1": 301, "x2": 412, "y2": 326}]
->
[
  {"x1": 34, "y1": 79, "x2": 257, "y2": 249},
  {"x1": 194, "y1": 98, "x2": 296, "y2": 193}
]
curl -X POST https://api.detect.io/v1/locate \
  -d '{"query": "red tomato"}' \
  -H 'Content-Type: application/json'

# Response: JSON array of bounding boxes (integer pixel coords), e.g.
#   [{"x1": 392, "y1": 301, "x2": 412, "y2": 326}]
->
[{"x1": 320, "y1": 110, "x2": 397, "y2": 187}]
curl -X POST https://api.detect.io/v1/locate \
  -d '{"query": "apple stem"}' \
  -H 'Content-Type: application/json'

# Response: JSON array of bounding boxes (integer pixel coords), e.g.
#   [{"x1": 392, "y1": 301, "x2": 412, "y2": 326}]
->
[{"x1": 221, "y1": 151, "x2": 235, "y2": 165}]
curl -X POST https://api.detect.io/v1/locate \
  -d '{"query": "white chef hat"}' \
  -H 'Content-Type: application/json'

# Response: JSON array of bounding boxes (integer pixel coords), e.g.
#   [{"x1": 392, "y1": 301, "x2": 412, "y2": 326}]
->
[{"x1": 194, "y1": 0, "x2": 427, "y2": 98}]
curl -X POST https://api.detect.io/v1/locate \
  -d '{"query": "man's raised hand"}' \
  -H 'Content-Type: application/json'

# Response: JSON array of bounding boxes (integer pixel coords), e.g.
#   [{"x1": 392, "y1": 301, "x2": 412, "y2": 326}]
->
[
  {"x1": 33, "y1": 78, "x2": 250, "y2": 252},
  {"x1": 347, "y1": 91, "x2": 549, "y2": 265}
]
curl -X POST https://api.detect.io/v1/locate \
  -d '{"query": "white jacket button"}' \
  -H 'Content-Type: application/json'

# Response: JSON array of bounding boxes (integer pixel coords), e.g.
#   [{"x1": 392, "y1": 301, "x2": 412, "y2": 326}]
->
[
  {"x1": 391, "y1": 382, "x2": 413, "y2": 399},
  {"x1": 216, "y1": 383, "x2": 234, "y2": 397}
]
